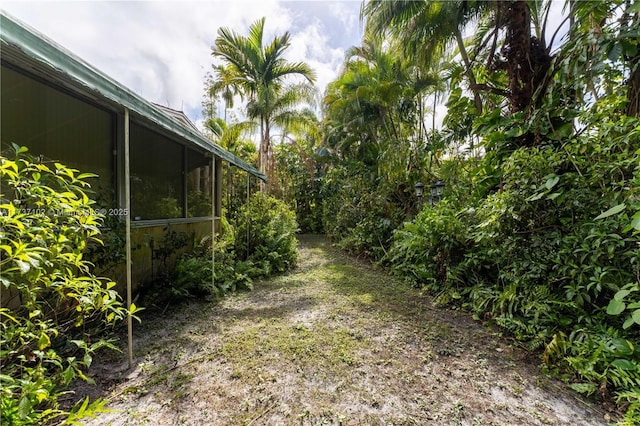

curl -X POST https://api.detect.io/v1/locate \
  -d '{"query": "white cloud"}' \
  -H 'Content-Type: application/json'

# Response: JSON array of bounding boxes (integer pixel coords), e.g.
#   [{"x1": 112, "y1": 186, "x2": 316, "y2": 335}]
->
[
  {"x1": 2, "y1": 0, "x2": 361, "y2": 124},
  {"x1": 328, "y1": 1, "x2": 360, "y2": 35},
  {"x1": 5, "y1": 0, "x2": 569, "y2": 138},
  {"x1": 287, "y1": 18, "x2": 347, "y2": 97}
]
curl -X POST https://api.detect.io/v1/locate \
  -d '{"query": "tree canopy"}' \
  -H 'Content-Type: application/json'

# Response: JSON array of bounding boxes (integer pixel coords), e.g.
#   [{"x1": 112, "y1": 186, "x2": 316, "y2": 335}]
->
[
  {"x1": 201, "y1": 3, "x2": 640, "y2": 422},
  {"x1": 209, "y1": 17, "x2": 317, "y2": 191}
]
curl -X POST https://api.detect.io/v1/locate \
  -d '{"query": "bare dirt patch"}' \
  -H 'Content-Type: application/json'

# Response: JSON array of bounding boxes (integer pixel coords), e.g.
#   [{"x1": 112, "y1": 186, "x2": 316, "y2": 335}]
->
[{"x1": 75, "y1": 235, "x2": 612, "y2": 425}]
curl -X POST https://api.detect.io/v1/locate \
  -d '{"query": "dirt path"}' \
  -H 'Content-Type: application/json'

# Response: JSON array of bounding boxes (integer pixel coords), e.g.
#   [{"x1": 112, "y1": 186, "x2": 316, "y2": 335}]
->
[{"x1": 80, "y1": 235, "x2": 611, "y2": 425}]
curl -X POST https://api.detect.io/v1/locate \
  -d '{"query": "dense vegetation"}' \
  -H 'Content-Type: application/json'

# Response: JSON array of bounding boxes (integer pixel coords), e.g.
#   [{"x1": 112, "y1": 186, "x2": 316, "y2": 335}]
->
[
  {"x1": 3, "y1": 1, "x2": 638, "y2": 423},
  {"x1": 0, "y1": 146, "x2": 130, "y2": 425},
  {"x1": 157, "y1": 193, "x2": 299, "y2": 302},
  {"x1": 0, "y1": 145, "x2": 299, "y2": 425},
  {"x1": 267, "y1": 1, "x2": 640, "y2": 423}
]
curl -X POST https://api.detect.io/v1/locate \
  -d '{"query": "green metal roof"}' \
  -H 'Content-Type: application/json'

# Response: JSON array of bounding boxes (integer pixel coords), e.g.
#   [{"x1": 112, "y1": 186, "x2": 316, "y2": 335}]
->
[{"x1": 0, "y1": 11, "x2": 266, "y2": 181}]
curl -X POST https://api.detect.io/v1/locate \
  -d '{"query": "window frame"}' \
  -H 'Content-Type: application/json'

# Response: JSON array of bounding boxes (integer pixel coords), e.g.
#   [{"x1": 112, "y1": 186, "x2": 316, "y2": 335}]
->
[{"x1": 121, "y1": 116, "x2": 218, "y2": 226}]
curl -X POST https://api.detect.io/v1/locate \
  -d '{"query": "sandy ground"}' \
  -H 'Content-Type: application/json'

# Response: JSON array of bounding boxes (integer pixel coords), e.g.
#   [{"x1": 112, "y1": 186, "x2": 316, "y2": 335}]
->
[{"x1": 73, "y1": 235, "x2": 613, "y2": 425}]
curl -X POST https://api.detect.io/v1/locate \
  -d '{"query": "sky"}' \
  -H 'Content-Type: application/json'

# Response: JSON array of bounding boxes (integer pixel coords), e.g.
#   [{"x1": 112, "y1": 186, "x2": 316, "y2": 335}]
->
[
  {"x1": 1, "y1": 0, "x2": 364, "y2": 129},
  {"x1": 2, "y1": 1, "x2": 570, "y2": 134}
]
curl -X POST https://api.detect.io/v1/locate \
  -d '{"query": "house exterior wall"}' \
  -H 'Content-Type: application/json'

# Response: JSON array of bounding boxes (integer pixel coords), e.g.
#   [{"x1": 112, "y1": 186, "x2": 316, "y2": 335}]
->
[
  {"x1": 106, "y1": 221, "x2": 216, "y2": 297},
  {"x1": 0, "y1": 64, "x2": 222, "y2": 303}
]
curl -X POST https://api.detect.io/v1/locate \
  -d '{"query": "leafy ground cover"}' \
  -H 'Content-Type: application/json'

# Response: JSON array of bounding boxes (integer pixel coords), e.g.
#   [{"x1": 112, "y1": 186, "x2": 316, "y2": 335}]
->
[{"x1": 73, "y1": 235, "x2": 612, "y2": 425}]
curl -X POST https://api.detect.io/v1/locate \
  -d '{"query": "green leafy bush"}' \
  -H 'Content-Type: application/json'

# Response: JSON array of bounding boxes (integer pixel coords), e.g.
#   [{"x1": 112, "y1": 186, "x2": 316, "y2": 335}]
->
[
  {"x1": 313, "y1": 1, "x2": 640, "y2": 420},
  {"x1": 322, "y1": 164, "x2": 406, "y2": 261},
  {"x1": 169, "y1": 221, "x2": 254, "y2": 301},
  {"x1": 167, "y1": 194, "x2": 298, "y2": 302},
  {"x1": 336, "y1": 192, "x2": 403, "y2": 260},
  {"x1": 386, "y1": 200, "x2": 470, "y2": 290},
  {"x1": 234, "y1": 193, "x2": 299, "y2": 272},
  {"x1": 0, "y1": 145, "x2": 128, "y2": 425},
  {"x1": 173, "y1": 256, "x2": 217, "y2": 298},
  {"x1": 273, "y1": 139, "x2": 324, "y2": 234},
  {"x1": 374, "y1": 103, "x2": 639, "y2": 421}
]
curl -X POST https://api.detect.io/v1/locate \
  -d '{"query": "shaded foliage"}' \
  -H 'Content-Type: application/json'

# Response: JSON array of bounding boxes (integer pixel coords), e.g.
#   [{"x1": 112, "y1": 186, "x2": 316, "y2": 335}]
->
[
  {"x1": 274, "y1": 138, "x2": 324, "y2": 233},
  {"x1": 155, "y1": 193, "x2": 299, "y2": 304},
  {"x1": 0, "y1": 146, "x2": 129, "y2": 425},
  {"x1": 313, "y1": 0, "x2": 640, "y2": 422}
]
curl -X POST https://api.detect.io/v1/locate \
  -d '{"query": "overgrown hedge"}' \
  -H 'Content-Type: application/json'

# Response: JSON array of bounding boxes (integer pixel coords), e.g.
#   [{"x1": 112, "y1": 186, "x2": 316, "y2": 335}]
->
[
  {"x1": 322, "y1": 164, "x2": 405, "y2": 260},
  {"x1": 383, "y1": 113, "x2": 640, "y2": 423},
  {"x1": 159, "y1": 193, "x2": 299, "y2": 302},
  {"x1": 320, "y1": 105, "x2": 640, "y2": 423},
  {"x1": 0, "y1": 145, "x2": 129, "y2": 425}
]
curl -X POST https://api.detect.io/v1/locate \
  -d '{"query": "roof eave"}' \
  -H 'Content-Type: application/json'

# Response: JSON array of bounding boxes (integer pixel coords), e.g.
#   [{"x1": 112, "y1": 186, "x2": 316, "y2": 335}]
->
[{"x1": 0, "y1": 11, "x2": 266, "y2": 182}]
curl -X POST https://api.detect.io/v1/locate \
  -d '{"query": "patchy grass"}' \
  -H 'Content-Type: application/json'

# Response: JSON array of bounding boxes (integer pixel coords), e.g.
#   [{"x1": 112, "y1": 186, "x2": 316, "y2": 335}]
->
[{"x1": 75, "y1": 235, "x2": 612, "y2": 425}]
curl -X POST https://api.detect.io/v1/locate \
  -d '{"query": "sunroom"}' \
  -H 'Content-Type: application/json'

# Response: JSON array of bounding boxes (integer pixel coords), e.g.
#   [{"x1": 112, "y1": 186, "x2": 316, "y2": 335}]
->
[{"x1": 0, "y1": 12, "x2": 265, "y2": 305}]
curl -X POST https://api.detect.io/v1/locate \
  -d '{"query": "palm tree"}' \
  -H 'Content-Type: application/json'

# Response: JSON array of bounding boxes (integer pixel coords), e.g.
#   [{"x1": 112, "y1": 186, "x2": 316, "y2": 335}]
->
[
  {"x1": 206, "y1": 64, "x2": 241, "y2": 123},
  {"x1": 211, "y1": 17, "x2": 317, "y2": 190},
  {"x1": 362, "y1": 0, "x2": 554, "y2": 116},
  {"x1": 323, "y1": 33, "x2": 436, "y2": 183},
  {"x1": 246, "y1": 82, "x2": 317, "y2": 191},
  {"x1": 362, "y1": 0, "x2": 488, "y2": 114}
]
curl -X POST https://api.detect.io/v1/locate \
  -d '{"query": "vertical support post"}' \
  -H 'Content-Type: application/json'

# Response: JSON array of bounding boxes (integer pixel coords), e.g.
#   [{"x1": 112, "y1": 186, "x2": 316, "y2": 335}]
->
[
  {"x1": 182, "y1": 146, "x2": 188, "y2": 217},
  {"x1": 228, "y1": 163, "x2": 232, "y2": 210},
  {"x1": 215, "y1": 158, "x2": 223, "y2": 219},
  {"x1": 124, "y1": 108, "x2": 133, "y2": 369},
  {"x1": 211, "y1": 155, "x2": 218, "y2": 288},
  {"x1": 246, "y1": 173, "x2": 250, "y2": 260}
]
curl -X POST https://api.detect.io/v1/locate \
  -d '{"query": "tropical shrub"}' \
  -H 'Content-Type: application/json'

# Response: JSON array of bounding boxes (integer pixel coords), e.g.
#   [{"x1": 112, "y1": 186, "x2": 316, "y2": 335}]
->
[
  {"x1": 233, "y1": 192, "x2": 299, "y2": 272},
  {"x1": 169, "y1": 218, "x2": 253, "y2": 301},
  {"x1": 167, "y1": 193, "x2": 299, "y2": 302},
  {"x1": 386, "y1": 200, "x2": 470, "y2": 290},
  {"x1": 0, "y1": 145, "x2": 129, "y2": 425},
  {"x1": 381, "y1": 109, "x2": 640, "y2": 420},
  {"x1": 322, "y1": 163, "x2": 408, "y2": 261},
  {"x1": 307, "y1": 0, "x2": 640, "y2": 420},
  {"x1": 335, "y1": 191, "x2": 403, "y2": 260},
  {"x1": 321, "y1": 163, "x2": 367, "y2": 241},
  {"x1": 274, "y1": 138, "x2": 324, "y2": 234}
]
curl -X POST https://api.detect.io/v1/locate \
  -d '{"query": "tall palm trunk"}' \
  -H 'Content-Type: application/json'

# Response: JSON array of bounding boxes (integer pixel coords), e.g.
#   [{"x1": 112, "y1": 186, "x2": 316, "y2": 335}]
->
[
  {"x1": 455, "y1": 31, "x2": 483, "y2": 114},
  {"x1": 259, "y1": 116, "x2": 267, "y2": 192},
  {"x1": 625, "y1": 14, "x2": 640, "y2": 117},
  {"x1": 503, "y1": 0, "x2": 533, "y2": 112},
  {"x1": 501, "y1": 0, "x2": 551, "y2": 114}
]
